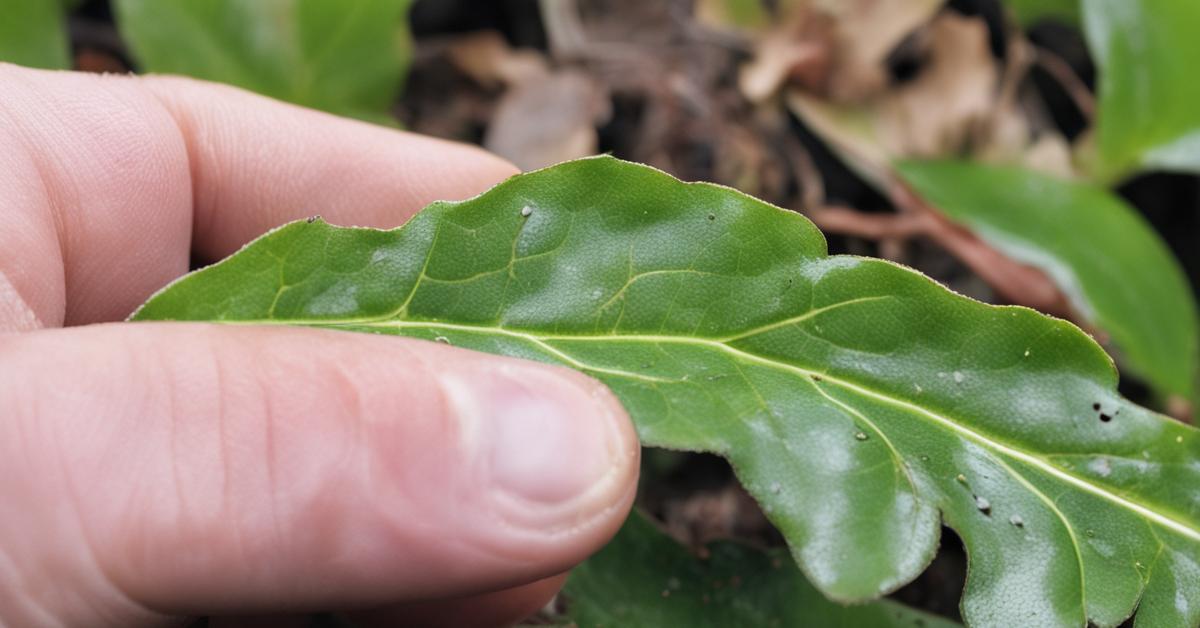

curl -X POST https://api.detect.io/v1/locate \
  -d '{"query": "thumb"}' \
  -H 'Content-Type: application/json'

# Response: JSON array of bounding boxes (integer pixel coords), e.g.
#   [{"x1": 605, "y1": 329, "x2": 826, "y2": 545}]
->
[{"x1": 0, "y1": 323, "x2": 639, "y2": 625}]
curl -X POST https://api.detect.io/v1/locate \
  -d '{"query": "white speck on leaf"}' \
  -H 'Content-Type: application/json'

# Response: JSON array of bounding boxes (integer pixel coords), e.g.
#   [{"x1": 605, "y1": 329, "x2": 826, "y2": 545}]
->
[
  {"x1": 769, "y1": 481, "x2": 782, "y2": 494},
  {"x1": 953, "y1": 371, "x2": 964, "y2": 383},
  {"x1": 1009, "y1": 514, "x2": 1024, "y2": 527},
  {"x1": 520, "y1": 206, "x2": 533, "y2": 217},
  {"x1": 434, "y1": 336, "x2": 450, "y2": 344},
  {"x1": 974, "y1": 495, "x2": 991, "y2": 514},
  {"x1": 854, "y1": 431, "x2": 868, "y2": 441},
  {"x1": 305, "y1": 283, "x2": 358, "y2": 316},
  {"x1": 1088, "y1": 457, "x2": 1112, "y2": 478}
]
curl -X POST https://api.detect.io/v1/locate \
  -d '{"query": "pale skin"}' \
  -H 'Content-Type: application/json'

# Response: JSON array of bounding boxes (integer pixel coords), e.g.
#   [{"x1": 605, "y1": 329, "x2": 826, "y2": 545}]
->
[{"x1": 0, "y1": 64, "x2": 640, "y2": 627}]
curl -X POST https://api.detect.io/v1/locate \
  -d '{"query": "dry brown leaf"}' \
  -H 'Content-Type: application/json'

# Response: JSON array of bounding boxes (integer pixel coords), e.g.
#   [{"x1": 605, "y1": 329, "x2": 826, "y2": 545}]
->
[
  {"x1": 738, "y1": 7, "x2": 832, "y2": 102},
  {"x1": 483, "y1": 70, "x2": 610, "y2": 171},
  {"x1": 785, "y1": 13, "x2": 1001, "y2": 187},
  {"x1": 818, "y1": 0, "x2": 945, "y2": 101},
  {"x1": 446, "y1": 30, "x2": 549, "y2": 88},
  {"x1": 736, "y1": 0, "x2": 942, "y2": 103},
  {"x1": 876, "y1": 13, "x2": 997, "y2": 157}
]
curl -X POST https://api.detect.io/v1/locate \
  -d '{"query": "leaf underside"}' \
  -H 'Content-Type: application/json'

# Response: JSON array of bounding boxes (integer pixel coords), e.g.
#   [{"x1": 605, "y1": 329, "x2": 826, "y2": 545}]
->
[
  {"x1": 897, "y1": 160, "x2": 1199, "y2": 408},
  {"x1": 113, "y1": 0, "x2": 411, "y2": 124},
  {"x1": 134, "y1": 156, "x2": 1200, "y2": 628},
  {"x1": 561, "y1": 512, "x2": 961, "y2": 628},
  {"x1": 1083, "y1": 0, "x2": 1200, "y2": 179}
]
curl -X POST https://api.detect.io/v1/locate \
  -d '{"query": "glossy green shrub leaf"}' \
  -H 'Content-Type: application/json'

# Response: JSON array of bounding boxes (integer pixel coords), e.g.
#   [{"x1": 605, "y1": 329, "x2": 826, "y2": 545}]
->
[
  {"x1": 1082, "y1": 0, "x2": 1200, "y2": 179},
  {"x1": 113, "y1": 0, "x2": 411, "y2": 124},
  {"x1": 898, "y1": 160, "x2": 1198, "y2": 411},
  {"x1": 134, "y1": 157, "x2": 1200, "y2": 628},
  {"x1": 0, "y1": 0, "x2": 70, "y2": 70},
  {"x1": 1005, "y1": 0, "x2": 1079, "y2": 26},
  {"x1": 562, "y1": 512, "x2": 960, "y2": 627}
]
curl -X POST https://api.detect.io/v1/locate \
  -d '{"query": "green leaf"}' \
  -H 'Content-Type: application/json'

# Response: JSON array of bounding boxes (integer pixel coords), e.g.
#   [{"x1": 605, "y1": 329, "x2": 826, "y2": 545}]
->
[
  {"x1": 897, "y1": 160, "x2": 1198, "y2": 411},
  {"x1": 1005, "y1": 0, "x2": 1080, "y2": 26},
  {"x1": 562, "y1": 512, "x2": 961, "y2": 627},
  {"x1": 112, "y1": 0, "x2": 412, "y2": 124},
  {"x1": 0, "y1": 0, "x2": 70, "y2": 70},
  {"x1": 134, "y1": 157, "x2": 1200, "y2": 628},
  {"x1": 1082, "y1": 0, "x2": 1200, "y2": 180}
]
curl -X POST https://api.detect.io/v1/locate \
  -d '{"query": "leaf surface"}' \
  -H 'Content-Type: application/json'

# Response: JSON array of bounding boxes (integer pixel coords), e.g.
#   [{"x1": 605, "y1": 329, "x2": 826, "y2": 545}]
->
[
  {"x1": 134, "y1": 157, "x2": 1200, "y2": 628},
  {"x1": 898, "y1": 160, "x2": 1198, "y2": 409},
  {"x1": 1005, "y1": 0, "x2": 1080, "y2": 26},
  {"x1": 112, "y1": 0, "x2": 411, "y2": 124},
  {"x1": 0, "y1": 0, "x2": 70, "y2": 70},
  {"x1": 562, "y1": 512, "x2": 960, "y2": 628},
  {"x1": 1082, "y1": 0, "x2": 1200, "y2": 179}
]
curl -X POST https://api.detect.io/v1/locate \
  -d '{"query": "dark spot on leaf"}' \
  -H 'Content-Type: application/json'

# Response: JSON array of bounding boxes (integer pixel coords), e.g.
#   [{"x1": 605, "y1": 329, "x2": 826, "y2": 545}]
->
[
  {"x1": 1099, "y1": 413, "x2": 1113, "y2": 422},
  {"x1": 810, "y1": 374, "x2": 823, "y2": 382},
  {"x1": 306, "y1": 215, "x2": 321, "y2": 224},
  {"x1": 1092, "y1": 402, "x2": 1101, "y2": 411},
  {"x1": 707, "y1": 213, "x2": 716, "y2": 221}
]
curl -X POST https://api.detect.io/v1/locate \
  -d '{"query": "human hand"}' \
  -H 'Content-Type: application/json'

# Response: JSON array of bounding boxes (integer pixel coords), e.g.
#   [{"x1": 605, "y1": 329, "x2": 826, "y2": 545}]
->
[{"x1": 0, "y1": 64, "x2": 639, "y2": 627}]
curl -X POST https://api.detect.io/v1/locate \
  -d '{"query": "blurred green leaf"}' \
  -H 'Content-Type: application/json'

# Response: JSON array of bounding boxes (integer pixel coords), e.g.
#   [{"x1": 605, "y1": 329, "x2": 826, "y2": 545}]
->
[
  {"x1": 1082, "y1": 0, "x2": 1200, "y2": 180},
  {"x1": 562, "y1": 513, "x2": 961, "y2": 628},
  {"x1": 135, "y1": 157, "x2": 1200, "y2": 627},
  {"x1": 899, "y1": 160, "x2": 1198, "y2": 408},
  {"x1": 1005, "y1": 0, "x2": 1080, "y2": 26},
  {"x1": 113, "y1": 0, "x2": 412, "y2": 124},
  {"x1": 0, "y1": 0, "x2": 70, "y2": 70}
]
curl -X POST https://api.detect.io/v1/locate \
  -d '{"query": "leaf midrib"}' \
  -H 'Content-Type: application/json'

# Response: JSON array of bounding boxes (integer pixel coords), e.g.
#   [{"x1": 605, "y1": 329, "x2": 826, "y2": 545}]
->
[
  {"x1": 243, "y1": 313, "x2": 1198, "y2": 542},
  {"x1": 345, "y1": 321, "x2": 1200, "y2": 542}
]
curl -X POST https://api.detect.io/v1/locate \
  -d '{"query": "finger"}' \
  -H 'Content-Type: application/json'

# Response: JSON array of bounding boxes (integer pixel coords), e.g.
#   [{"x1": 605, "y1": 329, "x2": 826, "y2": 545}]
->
[
  {"x1": 0, "y1": 324, "x2": 638, "y2": 626},
  {"x1": 0, "y1": 64, "x2": 517, "y2": 328},
  {"x1": 138, "y1": 75, "x2": 519, "y2": 261},
  {"x1": 347, "y1": 573, "x2": 566, "y2": 628}
]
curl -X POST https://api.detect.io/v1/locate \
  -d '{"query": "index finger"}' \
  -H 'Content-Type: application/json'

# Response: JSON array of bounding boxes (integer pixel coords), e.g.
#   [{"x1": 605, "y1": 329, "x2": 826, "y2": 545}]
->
[{"x1": 0, "y1": 64, "x2": 517, "y2": 328}]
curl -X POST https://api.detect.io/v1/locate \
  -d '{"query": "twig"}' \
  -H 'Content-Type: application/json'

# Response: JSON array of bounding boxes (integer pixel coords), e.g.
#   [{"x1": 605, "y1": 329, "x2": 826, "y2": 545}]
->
[
  {"x1": 812, "y1": 182, "x2": 1075, "y2": 322},
  {"x1": 807, "y1": 205, "x2": 929, "y2": 239},
  {"x1": 1033, "y1": 46, "x2": 1096, "y2": 120}
]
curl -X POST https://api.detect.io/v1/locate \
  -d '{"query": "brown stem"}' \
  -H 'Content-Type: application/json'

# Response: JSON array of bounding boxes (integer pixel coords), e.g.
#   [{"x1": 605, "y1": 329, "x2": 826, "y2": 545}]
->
[{"x1": 1033, "y1": 46, "x2": 1096, "y2": 120}]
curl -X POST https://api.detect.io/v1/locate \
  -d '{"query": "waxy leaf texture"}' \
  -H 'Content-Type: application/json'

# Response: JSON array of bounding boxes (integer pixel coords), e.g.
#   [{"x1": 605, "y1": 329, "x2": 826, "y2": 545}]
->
[{"x1": 134, "y1": 157, "x2": 1200, "y2": 627}]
